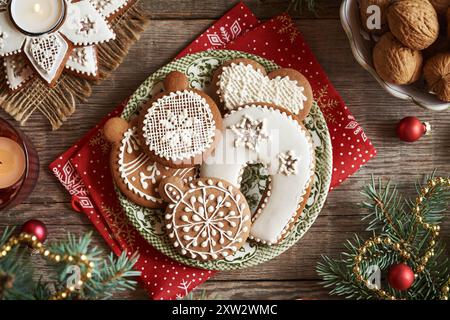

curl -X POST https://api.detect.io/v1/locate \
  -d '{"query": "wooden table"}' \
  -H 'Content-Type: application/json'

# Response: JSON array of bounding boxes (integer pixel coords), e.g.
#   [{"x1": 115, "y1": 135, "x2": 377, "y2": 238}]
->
[{"x1": 1, "y1": 0, "x2": 449, "y2": 300}]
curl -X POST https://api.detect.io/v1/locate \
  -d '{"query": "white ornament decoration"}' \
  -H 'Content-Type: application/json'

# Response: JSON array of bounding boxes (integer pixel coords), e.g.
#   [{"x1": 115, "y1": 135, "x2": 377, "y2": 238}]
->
[
  {"x1": 0, "y1": 12, "x2": 26, "y2": 56},
  {"x1": 0, "y1": 0, "x2": 116, "y2": 86},
  {"x1": 200, "y1": 104, "x2": 315, "y2": 245},
  {"x1": 139, "y1": 163, "x2": 160, "y2": 189},
  {"x1": 278, "y1": 150, "x2": 299, "y2": 176},
  {"x1": 164, "y1": 179, "x2": 251, "y2": 260},
  {"x1": 229, "y1": 114, "x2": 269, "y2": 151},
  {"x1": 24, "y1": 33, "x2": 69, "y2": 84},
  {"x1": 142, "y1": 90, "x2": 216, "y2": 162},
  {"x1": 90, "y1": 0, "x2": 130, "y2": 18},
  {"x1": 65, "y1": 46, "x2": 98, "y2": 76},
  {"x1": 61, "y1": 0, "x2": 115, "y2": 46},
  {"x1": 218, "y1": 62, "x2": 308, "y2": 115},
  {"x1": 3, "y1": 54, "x2": 34, "y2": 90}
]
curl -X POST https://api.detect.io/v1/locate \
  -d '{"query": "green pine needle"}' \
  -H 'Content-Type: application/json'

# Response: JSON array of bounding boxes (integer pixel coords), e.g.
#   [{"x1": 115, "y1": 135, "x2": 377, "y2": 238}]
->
[
  {"x1": 0, "y1": 231, "x2": 140, "y2": 300},
  {"x1": 317, "y1": 172, "x2": 450, "y2": 300}
]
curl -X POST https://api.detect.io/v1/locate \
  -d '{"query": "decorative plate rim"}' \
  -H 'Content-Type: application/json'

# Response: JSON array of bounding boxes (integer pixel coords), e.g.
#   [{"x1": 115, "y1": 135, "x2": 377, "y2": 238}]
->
[{"x1": 117, "y1": 49, "x2": 333, "y2": 271}]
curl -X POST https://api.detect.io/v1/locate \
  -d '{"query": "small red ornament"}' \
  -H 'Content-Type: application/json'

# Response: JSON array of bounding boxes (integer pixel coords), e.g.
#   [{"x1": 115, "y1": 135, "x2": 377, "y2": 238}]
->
[
  {"x1": 396, "y1": 116, "x2": 430, "y2": 142},
  {"x1": 387, "y1": 263, "x2": 415, "y2": 291},
  {"x1": 21, "y1": 219, "x2": 48, "y2": 243}
]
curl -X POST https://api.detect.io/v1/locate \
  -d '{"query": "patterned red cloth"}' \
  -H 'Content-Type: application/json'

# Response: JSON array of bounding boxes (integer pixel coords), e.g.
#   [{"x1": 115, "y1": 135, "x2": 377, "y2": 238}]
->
[{"x1": 50, "y1": 2, "x2": 376, "y2": 300}]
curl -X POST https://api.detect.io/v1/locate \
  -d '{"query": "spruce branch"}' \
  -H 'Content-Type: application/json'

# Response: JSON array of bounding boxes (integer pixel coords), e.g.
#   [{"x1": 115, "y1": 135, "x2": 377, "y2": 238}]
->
[
  {"x1": 0, "y1": 230, "x2": 140, "y2": 300},
  {"x1": 317, "y1": 173, "x2": 450, "y2": 300}
]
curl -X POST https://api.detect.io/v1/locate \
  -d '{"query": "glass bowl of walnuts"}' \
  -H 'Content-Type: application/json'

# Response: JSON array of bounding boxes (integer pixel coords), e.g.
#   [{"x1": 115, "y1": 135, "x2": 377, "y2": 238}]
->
[{"x1": 340, "y1": 0, "x2": 449, "y2": 111}]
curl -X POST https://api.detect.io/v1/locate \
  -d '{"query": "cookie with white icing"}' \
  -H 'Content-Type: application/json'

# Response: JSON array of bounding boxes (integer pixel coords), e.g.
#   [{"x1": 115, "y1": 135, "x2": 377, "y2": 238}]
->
[
  {"x1": 3, "y1": 54, "x2": 35, "y2": 91},
  {"x1": 65, "y1": 46, "x2": 99, "y2": 79},
  {"x1": 104, "y1": 117, "x2": 197, "y2": 208},
  {"x1": 200, "y1": 104, "x2": 315, "y2": 245},
  {"x1": 138, "y1": 71, "x2": 223, "y2": 168},
  {"x1": 160, "y1": 177, "x2": 252, "y2": 261},
  {"x1": 213, "y1": 58, "x2": 313, "y2": 121}
]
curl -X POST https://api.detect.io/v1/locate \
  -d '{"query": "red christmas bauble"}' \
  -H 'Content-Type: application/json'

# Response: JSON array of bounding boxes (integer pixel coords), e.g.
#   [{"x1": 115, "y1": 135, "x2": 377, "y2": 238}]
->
[
  {"x1": 21, "y1": 219, "x2": 48, "y2": 243},
  {"x1": 387, "y1": 263, "x2": 415, "y2": 291},
  {"x1": 396, "y1": 117, "x2": 430, "y2": 142}
]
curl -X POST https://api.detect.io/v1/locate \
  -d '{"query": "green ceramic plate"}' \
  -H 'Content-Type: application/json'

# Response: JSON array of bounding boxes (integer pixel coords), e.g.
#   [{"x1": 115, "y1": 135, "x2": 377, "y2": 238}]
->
[{"x1": 118, "y1": 50, "x2": 333, "y2": 271}]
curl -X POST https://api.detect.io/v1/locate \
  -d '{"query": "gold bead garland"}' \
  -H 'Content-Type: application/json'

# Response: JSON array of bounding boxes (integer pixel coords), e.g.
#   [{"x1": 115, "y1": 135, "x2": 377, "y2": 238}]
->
[
  {"x1": 0, "y1": 232, "x2": 95, "y2": 300},
  {"x1": 352, "y1": 177, "x2": 450, "y2": 300}
]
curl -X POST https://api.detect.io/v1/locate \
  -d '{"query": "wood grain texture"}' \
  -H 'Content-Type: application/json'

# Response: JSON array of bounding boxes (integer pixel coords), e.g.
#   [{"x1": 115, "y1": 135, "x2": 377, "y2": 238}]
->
[{"x1": 0, "y1": 0, "x2": 449, "y2": 300}]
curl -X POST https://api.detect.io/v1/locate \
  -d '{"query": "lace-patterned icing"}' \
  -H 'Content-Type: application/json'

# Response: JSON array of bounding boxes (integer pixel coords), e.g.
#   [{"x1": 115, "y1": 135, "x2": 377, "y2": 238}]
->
[
  {"x1": 3, "y1": 54, "x2": 34, "y2": 90},
  {"x1": 142, "y1": 90, "x2": 216, "y2": 162},
  {"x1": 65, "y1": 46, "x2": 98, "y2": 76},
  {"x1": 218, "y1": 62, "x2": 308, "y2": 115}
]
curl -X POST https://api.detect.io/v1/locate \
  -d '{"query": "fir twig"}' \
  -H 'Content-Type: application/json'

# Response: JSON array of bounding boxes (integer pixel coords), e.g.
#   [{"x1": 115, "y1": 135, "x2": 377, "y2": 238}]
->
[{"x1": 317, "y1": 173, "x2": 449, "y2": 300}]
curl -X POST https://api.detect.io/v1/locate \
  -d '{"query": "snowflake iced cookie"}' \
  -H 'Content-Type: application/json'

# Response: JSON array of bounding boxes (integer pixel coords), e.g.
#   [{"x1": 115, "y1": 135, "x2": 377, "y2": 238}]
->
[
  {"x1": 160, "y1": 177, "x2": 252, "y2": 261},
  {"x1": 213, "y1": 58, "x2": 313, "y2": 121},
  {"x1": 138, "y1": 71, "x2": 223, "y2": 168},
  {"x1": 200, "y1": 104, "x2": 315, "y2": 245},
  {"x1": 104, "y1": 117, "x2": 197, "y2": 208}
]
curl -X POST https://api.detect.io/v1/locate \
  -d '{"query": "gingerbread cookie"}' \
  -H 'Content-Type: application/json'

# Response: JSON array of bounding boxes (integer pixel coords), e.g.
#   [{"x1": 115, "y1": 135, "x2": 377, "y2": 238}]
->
[
  {"x1": 104, "y1": 117, "x2": 197, "y2": 208},
  {"x1": 213, "y1": 58, "x2": 313, "y2": 121},
  {"x1": 138, "y1": 71, "x2": 223, "y2": 168},
  {"x1": 160, "y1": 177, "x2": 252, "y2": 261},
  {"x1": 200, "y1": 104, "x2": 315, "y2": 245}
]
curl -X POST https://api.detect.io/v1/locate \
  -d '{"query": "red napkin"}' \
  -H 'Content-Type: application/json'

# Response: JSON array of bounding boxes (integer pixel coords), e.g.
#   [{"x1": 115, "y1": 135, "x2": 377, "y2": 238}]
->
[{"x1": 50, "y1": 2, "x2": 377, "y2": 300}]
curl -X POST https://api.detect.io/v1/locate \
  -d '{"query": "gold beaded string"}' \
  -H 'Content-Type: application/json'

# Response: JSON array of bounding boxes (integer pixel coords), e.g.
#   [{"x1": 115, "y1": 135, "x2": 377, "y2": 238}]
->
[
  {"x1": 0, "y1": 232, "x2": 95, "y2": 300},
  {"x1": 352, "y1": 177, "x2": 450, "y2": 300}
]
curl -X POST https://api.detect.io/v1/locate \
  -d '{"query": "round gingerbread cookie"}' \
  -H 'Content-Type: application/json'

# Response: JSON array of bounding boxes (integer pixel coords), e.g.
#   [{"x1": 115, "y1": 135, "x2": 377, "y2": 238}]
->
[
  {"x1": 137, "y1": 71, "x2": 223, "y2": 169},
  {"x1": 212, "y1": 58, "x2": 313, "y2": 121},
  {"x1": 200, "y1": 103, "x2": 315, "y2": 245},
  {"x1": 160, "y1": 177, "x2": 252, "y2": 261},
  {"x1": 104, "y1": 117, "x2": 197, "y2": 208}
]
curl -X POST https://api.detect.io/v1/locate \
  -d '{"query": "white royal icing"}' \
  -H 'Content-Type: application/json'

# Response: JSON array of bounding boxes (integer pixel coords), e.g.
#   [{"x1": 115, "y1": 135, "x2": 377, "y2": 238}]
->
[
  {"x1": 165, "y1": 179, "x2": 251, "y2": 260},
  {"x1": 24, "y1": 33, "x2": 69, "y2": 84},
  {"x1": 200, "y1": 105, "x2": 315, "y2": 245},
  {"x1": 218, "y1": 63, "x2": 308, "y2": 115},
  {"x1": 60, "y1": 0, "x2": 115, "y2": 46},
  {"x1": 0, "y1": 12, "x2": 26, "y2": 56},
  {"x1": 3, "y1": 54, "x2": 34, "y2": 90},
  {"x1": 118, "y1": 126, "x2": 197, "y2": 204},
  {"x1": 90, "y1": 0, "x2": 130, "y2": 18},
  {"x1": 142, "y1": 90, "x2": 217, "y2": 162},
  {"x1": 65, "y1": 46, "x2": 98, "y2": 76}
]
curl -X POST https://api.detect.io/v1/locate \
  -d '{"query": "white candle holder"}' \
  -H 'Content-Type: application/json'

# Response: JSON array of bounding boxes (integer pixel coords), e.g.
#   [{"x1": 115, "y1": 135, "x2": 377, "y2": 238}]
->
[{"x1": 8, "y1": 0, "x2": 67, "y2": 36}]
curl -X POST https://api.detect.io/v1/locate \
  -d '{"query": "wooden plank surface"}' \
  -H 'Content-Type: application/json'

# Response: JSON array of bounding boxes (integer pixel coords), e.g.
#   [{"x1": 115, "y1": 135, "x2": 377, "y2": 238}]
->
[{"x1": 0, "y1": 0, "x2": 449, "y2": 300}]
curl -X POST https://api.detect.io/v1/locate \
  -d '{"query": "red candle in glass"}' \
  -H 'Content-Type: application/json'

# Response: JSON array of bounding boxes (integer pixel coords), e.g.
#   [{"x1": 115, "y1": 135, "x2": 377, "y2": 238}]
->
[{"x1": 0, "y1": 118, "x2": 39, "y2": 210}]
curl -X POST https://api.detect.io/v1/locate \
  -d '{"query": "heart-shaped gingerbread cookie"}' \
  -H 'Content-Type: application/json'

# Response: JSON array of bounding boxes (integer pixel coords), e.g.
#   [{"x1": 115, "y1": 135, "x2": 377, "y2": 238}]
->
[{"x1": 213, "y1": 58, "x2": 313, "y2": 121}]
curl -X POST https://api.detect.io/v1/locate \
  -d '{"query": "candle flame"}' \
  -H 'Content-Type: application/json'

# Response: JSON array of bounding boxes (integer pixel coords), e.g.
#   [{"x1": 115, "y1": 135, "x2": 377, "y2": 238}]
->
[{"x1": 33, "y1": 3, "x2": 41, "y2": 14}]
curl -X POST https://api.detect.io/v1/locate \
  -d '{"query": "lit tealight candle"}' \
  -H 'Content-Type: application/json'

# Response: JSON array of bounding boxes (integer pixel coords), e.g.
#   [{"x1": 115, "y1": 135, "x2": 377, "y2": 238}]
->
[
  {"x1": 9, "y1": 0, "x2": 66, "y2": 35},
  {"x1": 0, "y1": 137, "x2": 26, "y2": 189}
]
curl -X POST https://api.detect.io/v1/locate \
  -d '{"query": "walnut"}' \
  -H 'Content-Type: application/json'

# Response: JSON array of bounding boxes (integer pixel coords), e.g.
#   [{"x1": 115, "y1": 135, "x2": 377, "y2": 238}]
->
[
  {"x1": 423, "y1": 53, "x2": 450, "y2": 102},
  {"x1": 373, "y1": 33, "x2": 423, "y2": 84},
  {"x1": 387, "y1": 0, "x2": 440, "y2": 50},
  {"x1": 359, "y1": 0, "x2": 392, "y2": 35}
]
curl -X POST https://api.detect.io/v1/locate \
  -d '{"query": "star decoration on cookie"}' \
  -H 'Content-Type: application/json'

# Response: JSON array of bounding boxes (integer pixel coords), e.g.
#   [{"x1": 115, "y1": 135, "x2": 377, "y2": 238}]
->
[
  {"x1": 278, "y1": 150, "x2": 299, "y2": 176},
  {"x1": 230, "y1": 115, "x2": 269, "y2": 150},
  {"x1": 0, "y1": 0, "x2": 131, "y2": 89},
  {"x1": 78, "y1": 16, "x2": 97, "y2": 36}
]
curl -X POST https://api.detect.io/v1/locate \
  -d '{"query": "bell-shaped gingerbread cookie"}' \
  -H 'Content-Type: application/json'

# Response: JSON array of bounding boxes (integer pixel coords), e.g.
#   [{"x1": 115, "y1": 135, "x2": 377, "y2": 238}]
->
[
  {"x1": 137, "y1": 71, "x2": 223, "y2": 168},
  {"x1": 104, "y1": 117, "x2": 197, "y2": 209}
]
